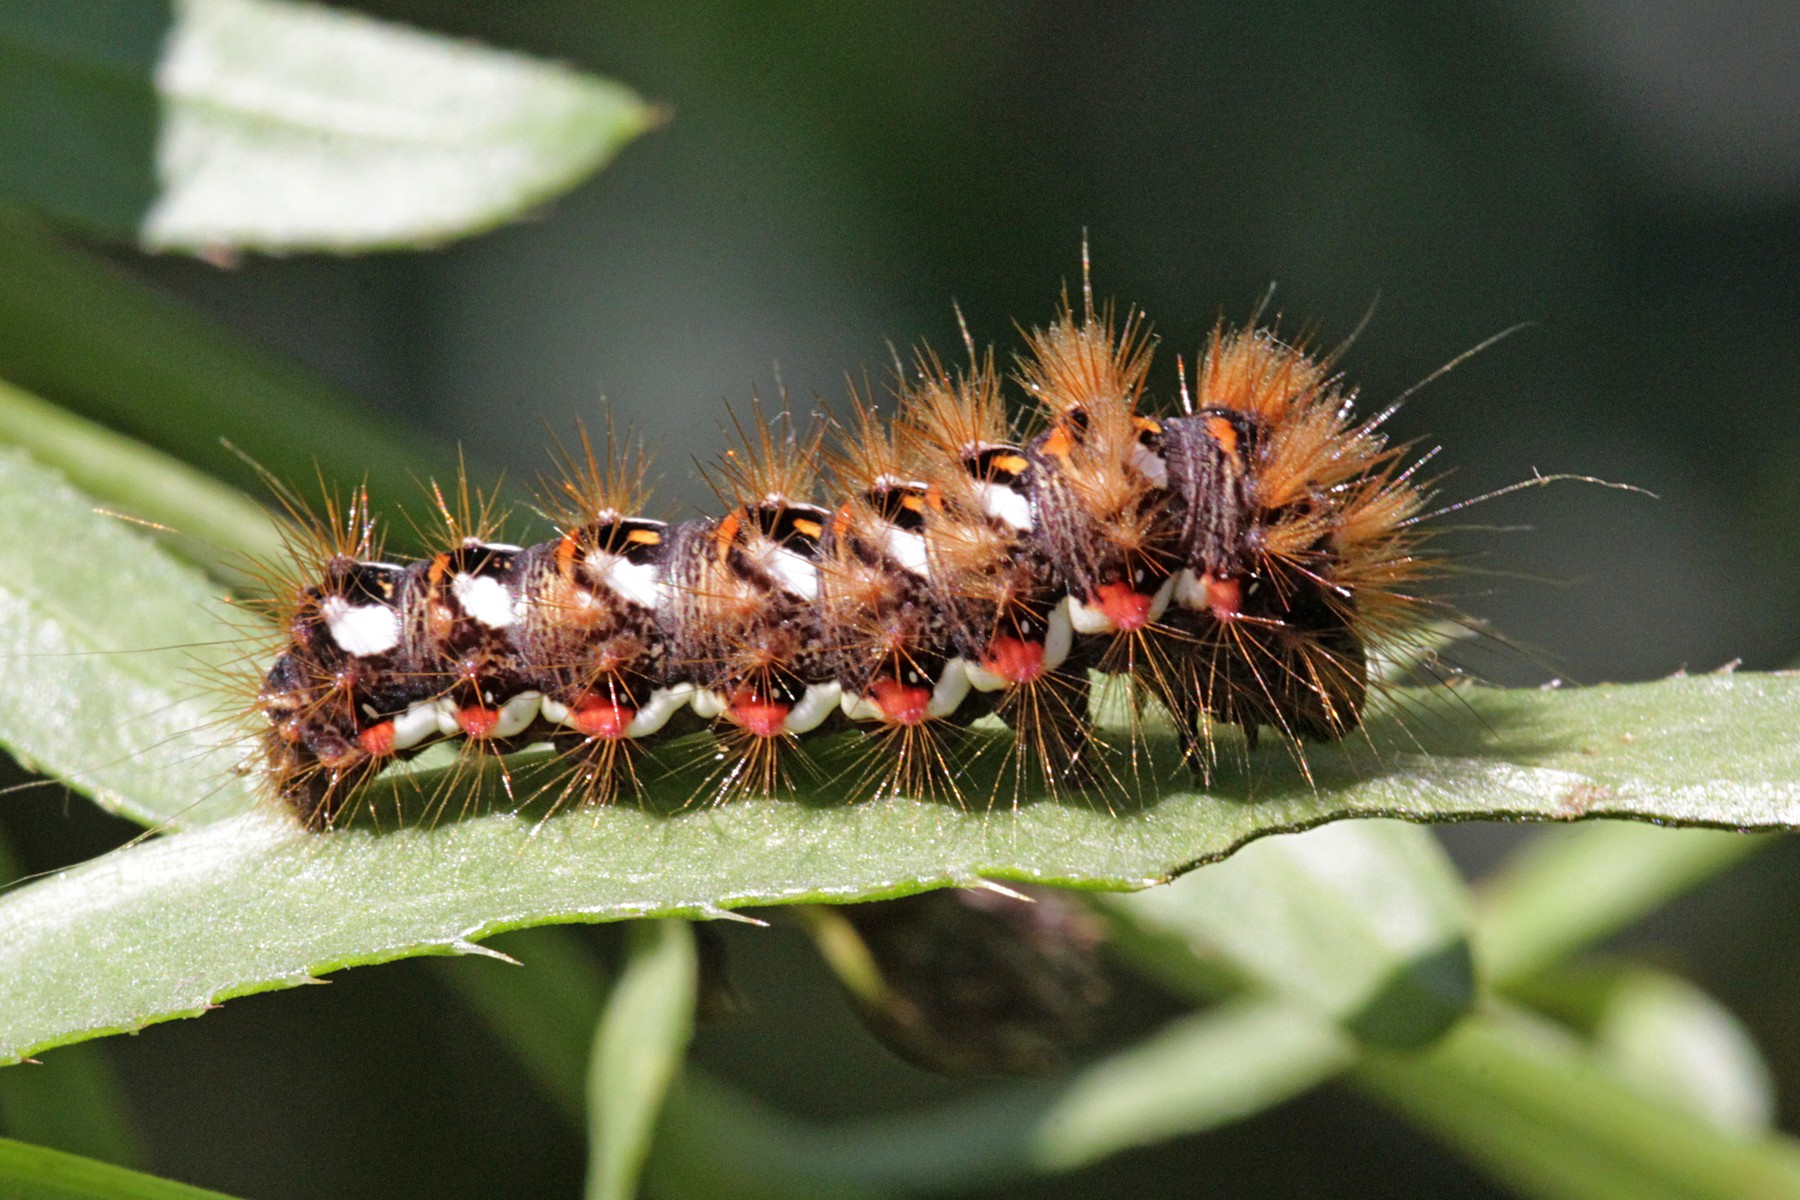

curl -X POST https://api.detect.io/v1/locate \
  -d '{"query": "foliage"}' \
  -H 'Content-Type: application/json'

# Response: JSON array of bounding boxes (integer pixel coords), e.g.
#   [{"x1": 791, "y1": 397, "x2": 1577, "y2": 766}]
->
[{"x1": 0, "y1": 5, "x2": 1794, "y2": 1199}]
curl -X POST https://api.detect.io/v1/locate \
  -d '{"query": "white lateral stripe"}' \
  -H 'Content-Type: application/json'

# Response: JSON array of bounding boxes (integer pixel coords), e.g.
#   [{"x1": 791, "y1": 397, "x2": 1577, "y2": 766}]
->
[
  {"x1": 434, "y1": 697, "x2": 463, "y2": 737},
  {"x1": 927, "y1": 658, "x2": 972, "y2": 717},
  {"x1": 627, "y1": 685, "x2": 694, "y2": 737},
  {"x1": 1148, "y1": 574, "x2": 1176, "y2": 622},
  {"x1": 1044, "y1": 604, "x2": 1074, "y2": 668},
  {"x1": 1065, "y1": 593, "x2": 1115, "y2": 635},
  {"x1": 964, "y1": 662, "x2": 1008, "y2": 692},
  {"x1": 321, "y1": 596, "x2": 402, "y2": 657},
  {"x1": 839, "y1": 692, "x2": 884, "y2": 722},
  {"x1": 1174, "y1": 567, "x2": 1207, "y2": 610},
  {"x1": 391, "y1": 702, "x2": 441, "y2": 751},
  {"x1": 453, "y1": 573, "x2": 517, "y2": 629},
  {"x1": 490, "y1": 692, "x2": 542, "y2": 738},
  {"x1": 783, "y1": 682, "x2": 842, "y2": 733},
  {"x1": 689, "y1": 689, "x2": 726, "y2": 719}
]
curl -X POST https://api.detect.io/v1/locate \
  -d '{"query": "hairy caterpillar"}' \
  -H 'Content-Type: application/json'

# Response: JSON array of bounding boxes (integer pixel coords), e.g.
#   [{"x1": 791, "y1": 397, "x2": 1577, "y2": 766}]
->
[{"x1": 254, "y1": 275, "x2": 1435, "y2": 829}]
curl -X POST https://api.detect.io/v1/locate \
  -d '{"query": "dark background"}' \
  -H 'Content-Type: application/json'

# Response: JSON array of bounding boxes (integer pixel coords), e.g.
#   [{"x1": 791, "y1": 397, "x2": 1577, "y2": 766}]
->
[{"x1": 7, "y1": 2, "x2": 1800, "y2": 1196}]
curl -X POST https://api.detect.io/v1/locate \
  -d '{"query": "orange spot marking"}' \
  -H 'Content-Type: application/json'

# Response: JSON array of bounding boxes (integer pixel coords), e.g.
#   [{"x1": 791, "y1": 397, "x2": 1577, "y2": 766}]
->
[
  {"x1": 993, "y1": 453, "x2": 1029, "y2": 475},
  {"x1": 1093, "y1": 581, "x2": 1153, "y2": 631},
  {"x1": 714, "y1": 512, "x2": 742, "y2": 560},
  {"x1": 456, "y1": 705, "x2": 501, "y2": 738},
  {"x1": 1204, "y1": 415, "x2": 1240, "y2": 463},
  {"x1": 982, "y1": 636, "x2": 1045, "y2": 684},
  {"x1": 869, "y1": 677, "x2": 932, "y2": 726},
  {"x1": 357, "y1": 721, "x2": 396, "y2": 757},
  {"x1": 791, "y1": 517, "x2": 824, "y2": 540},
  {"x1": 727, "y1": 688, "x2": 790, "y2": 739},
  {"x1": 555, "y1": 533, "x2": 579, "y2": 573},
  {"x1": 1206, "y1": 575, "x2": 1243, "y2": 620},
  {"x1": 572, "y1": 695, "x2": 636, "y2": 740},
  {"x1": 900, "y1": 493, "x2": 928, "y2": 515},
  {"x1": 626, "y1": 527, "x2": 661, "y2": 545},
  {"x1": 1135, "y1": 415, "x2": 1164, "y2": 436},
  {"x1": 1040, "y1": 426, "x2": 1075, "y2": 462},
  {"x1": 427, "y1": 553, "x2": 451, "y2": 586}
]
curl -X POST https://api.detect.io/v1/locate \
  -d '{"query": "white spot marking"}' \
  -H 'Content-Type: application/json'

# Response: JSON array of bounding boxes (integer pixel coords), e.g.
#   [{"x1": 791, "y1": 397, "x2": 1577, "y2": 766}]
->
[
  {"x1": 587, "y1": 550, "x2": 664, "y2": 610},
  {"x1": 765, "y1": 547, "x2": 819, "y2": 599},
  {"x1": 879, "y1": 526, "x2": 930, "y2": 577},
  {"x1": 974, "y1": 481, "x2": 1033, "y2": 532},
  {"x1": 321, "y1": 596, "x2": 402, "y2": 657},
  {"x1": 453, "y1": 573, "x2": 516, "y2": 629},
  {"x1": 1130, "y1": 443, "x2": 1168, "y2": 487}
]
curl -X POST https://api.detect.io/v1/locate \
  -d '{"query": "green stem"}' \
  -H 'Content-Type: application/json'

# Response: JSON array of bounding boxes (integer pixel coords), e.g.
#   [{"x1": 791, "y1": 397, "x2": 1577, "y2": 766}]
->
[
  {"x1": 1355, "y1": 1003, "x2": 1800, "y2": 1200},
  {"x1": 1477, "y1": 824, "x2": 1770, "y2": 987}
]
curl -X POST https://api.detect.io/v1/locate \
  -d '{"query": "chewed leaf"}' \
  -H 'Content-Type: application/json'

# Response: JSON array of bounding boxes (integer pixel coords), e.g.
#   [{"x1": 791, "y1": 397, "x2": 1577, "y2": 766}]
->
[{"x1": 0, "y1": 0, "x2": 657, "y2": 252}]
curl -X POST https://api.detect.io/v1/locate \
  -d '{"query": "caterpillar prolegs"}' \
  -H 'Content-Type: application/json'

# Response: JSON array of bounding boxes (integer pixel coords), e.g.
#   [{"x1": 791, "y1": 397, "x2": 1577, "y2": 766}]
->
[{"x1": 256, "y1": 285, "x2": 1432, "y2": 828}]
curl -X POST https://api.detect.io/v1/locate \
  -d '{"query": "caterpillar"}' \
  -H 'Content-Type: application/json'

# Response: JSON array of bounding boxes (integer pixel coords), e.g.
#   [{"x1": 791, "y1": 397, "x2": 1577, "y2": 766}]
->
[{"x1": 254, "y1": 276, "x2": 1433, "y2": 829}]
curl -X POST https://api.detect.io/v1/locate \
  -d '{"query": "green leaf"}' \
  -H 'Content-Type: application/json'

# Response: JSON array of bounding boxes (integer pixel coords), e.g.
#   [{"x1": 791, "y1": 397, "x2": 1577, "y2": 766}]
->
[
  {"x1": 0, "y1": 0, "x2": 657, "y2": 252},
  {"x1": 0, "y1": 1135, "x2": 240, "y2": 1200},
  {"x1": 434, "y1": 928, "x2": 609, "y2": 1125},
  {"x1": 0, "y1": 834, "x2": 142, "y2": 1170},
  {"x1": 0, "y1": 449, "x2": 253, "y2": 829},
  {"x1": 588, "y1": 920, "x2": 696, "y2": 1200},
  {"x1": 1103, "y1": 821, "x2": 1474, "y2": 1047},
  {"x1": 2, "y1": 435, "x2": 1799, "y2": 1061},
  {"x1": 0, "y1": 211, "x2": 460, "y2": 515},
  {"x1": 0, "y1": 377, "x2": 283, "y2": 583},
  {"x1": 726, "y1": 997, "x2": 1352, "y2": 1190},
  {"x1": 1590, "y1": 970, "x2": 1777, "y2": 1137}
]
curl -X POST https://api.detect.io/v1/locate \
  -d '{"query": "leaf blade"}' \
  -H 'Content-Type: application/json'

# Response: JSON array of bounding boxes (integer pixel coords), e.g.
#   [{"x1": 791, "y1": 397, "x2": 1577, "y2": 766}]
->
[
  {"x1": 587, "y1": 920, "x2": 696, "y2": 1200},
  {"x1": 0, "y1": 0, "x2": 657, "y2": 252}
]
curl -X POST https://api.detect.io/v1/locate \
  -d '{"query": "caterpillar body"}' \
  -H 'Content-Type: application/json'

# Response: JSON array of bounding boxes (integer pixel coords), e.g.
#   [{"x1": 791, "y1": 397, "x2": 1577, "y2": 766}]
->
[{"x1": 256, "y1": 284, "x2": 1430, "y2": 828}]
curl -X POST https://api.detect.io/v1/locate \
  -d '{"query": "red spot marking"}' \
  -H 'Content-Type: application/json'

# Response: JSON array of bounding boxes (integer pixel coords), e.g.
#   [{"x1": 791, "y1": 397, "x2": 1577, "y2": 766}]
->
[
  {"x1": 728, "y1": 688, "x2": 790, "y2": 739},
  {"x1": 572, "y1": 695, "x2": 636, "y2": 740},
  {"x1": 1206, "y1": 576, "x2": 1243, "y2": 621},
  {"x1": 982, "y1": 636, "x2": 1045, "y2": 684},
  {"x1": 456, "y1": 705, "x2": 501, "y2": 738},
  {"x1": 1093, "y1": 581, "x2": 1153, "y2": 631},
  {"x1": 357, "y1": 721, "x2": 396, "y2": 758},
  {"x1": 869, "y1": 677, "x2": 932, "y2": 726}
]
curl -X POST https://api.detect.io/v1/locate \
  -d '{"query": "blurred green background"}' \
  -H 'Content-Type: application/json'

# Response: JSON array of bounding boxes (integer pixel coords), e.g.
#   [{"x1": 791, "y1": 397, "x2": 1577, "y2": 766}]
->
[{"x1": 4, "y1": 1, "x2": 1799, "y2": 1196}]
